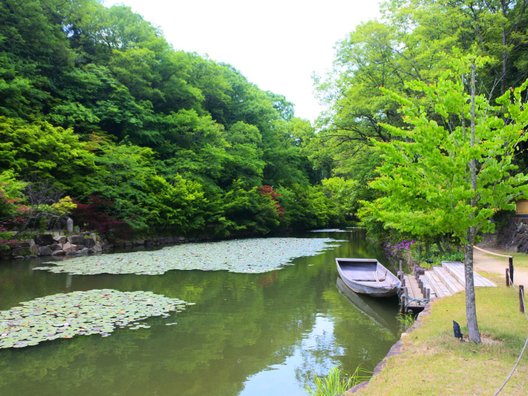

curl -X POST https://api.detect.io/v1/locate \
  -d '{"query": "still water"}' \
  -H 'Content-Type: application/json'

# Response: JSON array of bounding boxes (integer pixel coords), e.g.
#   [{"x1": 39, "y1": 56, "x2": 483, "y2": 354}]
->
[{"x1": 0, "y1": 230, "x2": 400, "y2": 396}]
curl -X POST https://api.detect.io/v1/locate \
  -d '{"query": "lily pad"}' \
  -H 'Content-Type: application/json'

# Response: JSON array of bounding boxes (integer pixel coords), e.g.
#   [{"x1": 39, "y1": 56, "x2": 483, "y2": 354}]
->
[
  {"x1": 34, "y1": 237, "x2": 340, "y2": 275},
  {"x1": 0, "y1": 290, "x2": 191, "y2": 350}
]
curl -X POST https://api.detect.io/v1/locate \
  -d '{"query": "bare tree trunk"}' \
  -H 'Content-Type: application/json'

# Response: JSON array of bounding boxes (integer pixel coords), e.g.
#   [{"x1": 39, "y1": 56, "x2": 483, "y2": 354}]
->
[
  {"x1": 465, "y1": 231, "x2": 481, "y2": 343},
  {"x1": 467, "y1": 63, "x2": 481, "y2": 343}
]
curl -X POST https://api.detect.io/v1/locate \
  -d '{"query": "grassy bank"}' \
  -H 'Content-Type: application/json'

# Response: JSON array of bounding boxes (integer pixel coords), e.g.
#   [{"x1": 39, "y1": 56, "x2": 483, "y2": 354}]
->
[
  {"x1": 509, "y1": 251, "x2": 528, "y2": 268},
  {"x1": 356, "y1": 279, "x2": 528, "y2": 395}
]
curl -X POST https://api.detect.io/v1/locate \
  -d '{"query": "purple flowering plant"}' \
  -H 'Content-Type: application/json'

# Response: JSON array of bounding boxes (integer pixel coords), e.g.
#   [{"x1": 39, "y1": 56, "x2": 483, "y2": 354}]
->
[{"x1": 384, "y1": 239, "x2": 415, "y2": 263}]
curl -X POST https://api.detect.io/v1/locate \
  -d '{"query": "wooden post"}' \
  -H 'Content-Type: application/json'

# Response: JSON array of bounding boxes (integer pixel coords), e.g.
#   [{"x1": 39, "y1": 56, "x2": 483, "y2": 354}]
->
[
  {"x1": 520, "y1": 285, "x2": 525, "y2": 313},
  {"x1": 425, "y1": 288, "x2": 430, "y2": 301},
  {"x1": 509, "y1": 256, "x2": 514, "y2": 285},
  {"x1": 399, "y1": 260, "x2": 403, "y2": 274},
  {"x1": 400, "y1": 294, "x2": 406, "y2": 313},
  {"x1": 506, "y1": 268, "x2": 510, "y2": 287}
]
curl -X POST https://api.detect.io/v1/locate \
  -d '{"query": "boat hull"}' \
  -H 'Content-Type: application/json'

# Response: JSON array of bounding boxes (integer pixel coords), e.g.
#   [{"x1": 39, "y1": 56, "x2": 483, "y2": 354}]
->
[{"x1": 336, "y1": 258, "x2": 400, "y2": 298}]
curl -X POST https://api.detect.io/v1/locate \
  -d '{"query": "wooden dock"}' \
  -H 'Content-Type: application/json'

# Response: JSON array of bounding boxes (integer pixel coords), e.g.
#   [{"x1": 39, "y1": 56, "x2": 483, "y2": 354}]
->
[{"x1": 399, "y1": 261, "x2": 496, "y2": 312}]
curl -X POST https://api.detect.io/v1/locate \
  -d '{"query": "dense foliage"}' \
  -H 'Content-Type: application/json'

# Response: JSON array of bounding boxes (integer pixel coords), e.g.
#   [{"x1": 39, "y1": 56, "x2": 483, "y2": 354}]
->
[
  {"x1": 315, "y1": 0, "x2": 528, "y2": 244},
  {"x1": 316, "y1": 0, "x2": 528, "y2": 343},
  {"x1": 0, "y1": 0, "x2": 351, "y2": 239}
]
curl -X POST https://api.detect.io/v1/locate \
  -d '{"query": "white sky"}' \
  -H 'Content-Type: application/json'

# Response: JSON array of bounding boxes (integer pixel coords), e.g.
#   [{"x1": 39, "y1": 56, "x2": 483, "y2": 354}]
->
[{"x1": 102, "y1": 0, "x2": 381, "y2": 121}]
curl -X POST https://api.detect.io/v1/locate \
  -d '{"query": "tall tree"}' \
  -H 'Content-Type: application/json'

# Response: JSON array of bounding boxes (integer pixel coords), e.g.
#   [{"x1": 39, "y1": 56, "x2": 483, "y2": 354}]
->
[{"x1": 360, "y1": 60, "x2": 528, "y2": 342}]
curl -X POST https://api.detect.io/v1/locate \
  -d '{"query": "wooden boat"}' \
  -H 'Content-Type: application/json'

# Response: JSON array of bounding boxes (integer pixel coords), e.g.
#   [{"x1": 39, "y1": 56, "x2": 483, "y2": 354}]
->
[{"x1": 335, "y1": 258, "x2": 401, "y2": 297}]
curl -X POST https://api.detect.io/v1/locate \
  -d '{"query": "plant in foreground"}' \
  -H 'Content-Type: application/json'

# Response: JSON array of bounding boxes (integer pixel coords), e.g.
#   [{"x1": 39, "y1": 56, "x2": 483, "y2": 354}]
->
[
  {"x1": 397, "y1": 312, "x2": 415, "y2": 331},
  {"x1": 307, "y1": 366, "x2": 371, "y2": 396}
]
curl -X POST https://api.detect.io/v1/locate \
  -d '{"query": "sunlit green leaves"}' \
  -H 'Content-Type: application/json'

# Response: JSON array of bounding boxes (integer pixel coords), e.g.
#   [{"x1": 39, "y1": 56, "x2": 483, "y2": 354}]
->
[{"x1": 361, "y1": 68, "x2": 528, "y2": 242}]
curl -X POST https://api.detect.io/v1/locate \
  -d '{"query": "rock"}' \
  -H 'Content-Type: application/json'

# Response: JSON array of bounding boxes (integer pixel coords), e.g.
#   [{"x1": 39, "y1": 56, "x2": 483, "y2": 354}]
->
[
  {"x1": 54, "y1": 236, "x2": 68, "y2": 244},
  {"x1": 68, "y1": 235, "x2": 96, "y2": 248},
  {"x1": 68, "y1": 235, "x2": 85, "y2": 245},
  {"x1": 63, "y1": 242, "x2": 80, "y2": 254},
  {"x1": 35, "y1": 234, "x2": 55, "y2": 246},
  {"x1": 28, "y1": 239, "x2": 39, "y2": 256},
  {"x1": 50, "y1": 243, "x2": 62, "y2": 251},
  {"x1": 51, "y1": 250, "x2": 66, "y2": 256},
  {"x1": 82, "y1": 238, "x2": 96, "y2": 248},
  {"x1": 38, "y1": 246, "x2": 53, "y2": 256}
]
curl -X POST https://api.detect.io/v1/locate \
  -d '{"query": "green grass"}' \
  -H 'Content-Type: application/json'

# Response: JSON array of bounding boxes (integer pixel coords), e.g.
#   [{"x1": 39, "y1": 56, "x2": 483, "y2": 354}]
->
[
  {"x1": 356, "y1": 286, "x2": 528, "y2": 395},
  {"x1": 509, "y1": 251, "x2": 528, "y2": 269}
]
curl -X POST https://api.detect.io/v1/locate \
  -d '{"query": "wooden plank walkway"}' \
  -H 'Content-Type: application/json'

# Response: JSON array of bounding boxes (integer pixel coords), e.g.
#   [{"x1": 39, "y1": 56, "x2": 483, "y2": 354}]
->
[
  {"x1": 400, "y1": 261, "x2": 496, "y2": 312},
  {"x1": 442, "y1": 262, "x2": 496, "y2": 287},
  {"x1": 402, "y1": 274, "x2": 428, "y2": 311}
]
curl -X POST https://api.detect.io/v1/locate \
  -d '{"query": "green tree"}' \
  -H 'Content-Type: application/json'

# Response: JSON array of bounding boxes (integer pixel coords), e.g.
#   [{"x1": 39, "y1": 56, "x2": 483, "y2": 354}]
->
[
  {"x1": 360, "y1": 61, "x2": 528, "y2": 342},
  {"x1": 0, "y1": 116, "x2": 94, "y2": 188},
  {"x1": 0, "y1": 170, "x2": 26, "y2": 226},
  {"x1": 222, "y1": 121, "x2": 265, "y2": 188}
]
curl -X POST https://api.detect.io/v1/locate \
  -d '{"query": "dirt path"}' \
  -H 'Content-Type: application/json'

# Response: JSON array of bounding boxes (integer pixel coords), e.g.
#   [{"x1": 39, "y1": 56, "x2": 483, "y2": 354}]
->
[{"x1": 474, "y1": 247, "x2": 528, "y2": 286}]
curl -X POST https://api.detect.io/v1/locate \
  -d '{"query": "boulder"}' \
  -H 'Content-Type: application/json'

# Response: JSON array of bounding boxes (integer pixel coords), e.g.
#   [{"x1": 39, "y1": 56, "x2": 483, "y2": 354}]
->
[
  {"x1": 68, "y1": 235, "x2": 86, "y2": 245},
  {"x1": 28, "y1": 239, "x2": 39, "y2": 256},
  {"x1": 54, "y1": 236, "x2": 68, "y2": 245},
  {"x1": 38, "y1": 246, "x2": 53, "y2": 256},
  {"x1": 51, "y1": 250, "x2": 66, "y2": 256},
  {"x1": 63, "y1": 242, "x2": 80, "y2": 254},
  {"x1": 82, "y1": 238, "x2": 96, "y2": 248},
  {"x1": 50, "y1": 243, "x2": 62, "y2": 251},
  {"x1": 68, "y1": 235, "x2": 96, "y2": 248},
  {"x1": 35, "y1": 234, "x2": 55, "y2": 246}
]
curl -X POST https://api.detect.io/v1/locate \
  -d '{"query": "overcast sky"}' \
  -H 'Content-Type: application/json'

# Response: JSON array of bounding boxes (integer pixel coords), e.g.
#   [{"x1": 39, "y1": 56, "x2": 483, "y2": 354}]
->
[{"x1": 102, "y1": 0, "x2": 381, "y2": 121}]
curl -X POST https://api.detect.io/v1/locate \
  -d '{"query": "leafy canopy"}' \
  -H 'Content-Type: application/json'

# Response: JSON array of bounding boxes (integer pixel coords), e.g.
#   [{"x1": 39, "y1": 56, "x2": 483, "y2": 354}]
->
[{"x1": 360, "y1": 61, "x2": 528, "y2": 242}]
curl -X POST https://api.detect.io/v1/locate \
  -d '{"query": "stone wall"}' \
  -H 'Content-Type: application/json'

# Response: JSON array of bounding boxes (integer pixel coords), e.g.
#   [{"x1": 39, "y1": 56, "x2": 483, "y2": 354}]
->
[{"x1": 496, "y1": 217, "x2": 528, "y2": 252}]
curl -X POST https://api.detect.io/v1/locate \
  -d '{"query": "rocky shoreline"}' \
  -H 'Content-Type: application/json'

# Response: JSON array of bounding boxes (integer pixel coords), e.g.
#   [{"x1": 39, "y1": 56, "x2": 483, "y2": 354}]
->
[
  {"x1": 0, "y1": 233, "x2": 104, "y2": 259},
  {"x1": 0, "y1": 233, "x2": 195, "y2": 260}
]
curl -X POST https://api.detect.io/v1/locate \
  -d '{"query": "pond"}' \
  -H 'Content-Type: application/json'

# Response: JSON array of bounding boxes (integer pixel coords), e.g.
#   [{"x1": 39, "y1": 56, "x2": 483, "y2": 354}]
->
[{"x1": 0, "y1": 230, "x2": 400, "y2": 396}]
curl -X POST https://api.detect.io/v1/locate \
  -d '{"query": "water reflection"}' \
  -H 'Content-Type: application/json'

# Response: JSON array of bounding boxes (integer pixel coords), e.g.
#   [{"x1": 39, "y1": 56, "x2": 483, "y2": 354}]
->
[{"x1": 0, "y1": 230, "x2": 400, "y2": 396}]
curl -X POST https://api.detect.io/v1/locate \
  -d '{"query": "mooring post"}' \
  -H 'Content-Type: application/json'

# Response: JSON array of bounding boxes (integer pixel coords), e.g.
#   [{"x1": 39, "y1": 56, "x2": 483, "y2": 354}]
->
[
  {"x1": 509, "y1": 256, "x2": 514, "y2": 285},
  {"x1": 400, "y1": 294, "x2": 406, "y2": 313},
  {"x1": 506, "y1": 268, "x2": 510, "y2": 287},
  {"x1": 520, "y1": 285, "x2": 525, "y2": 314}
]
